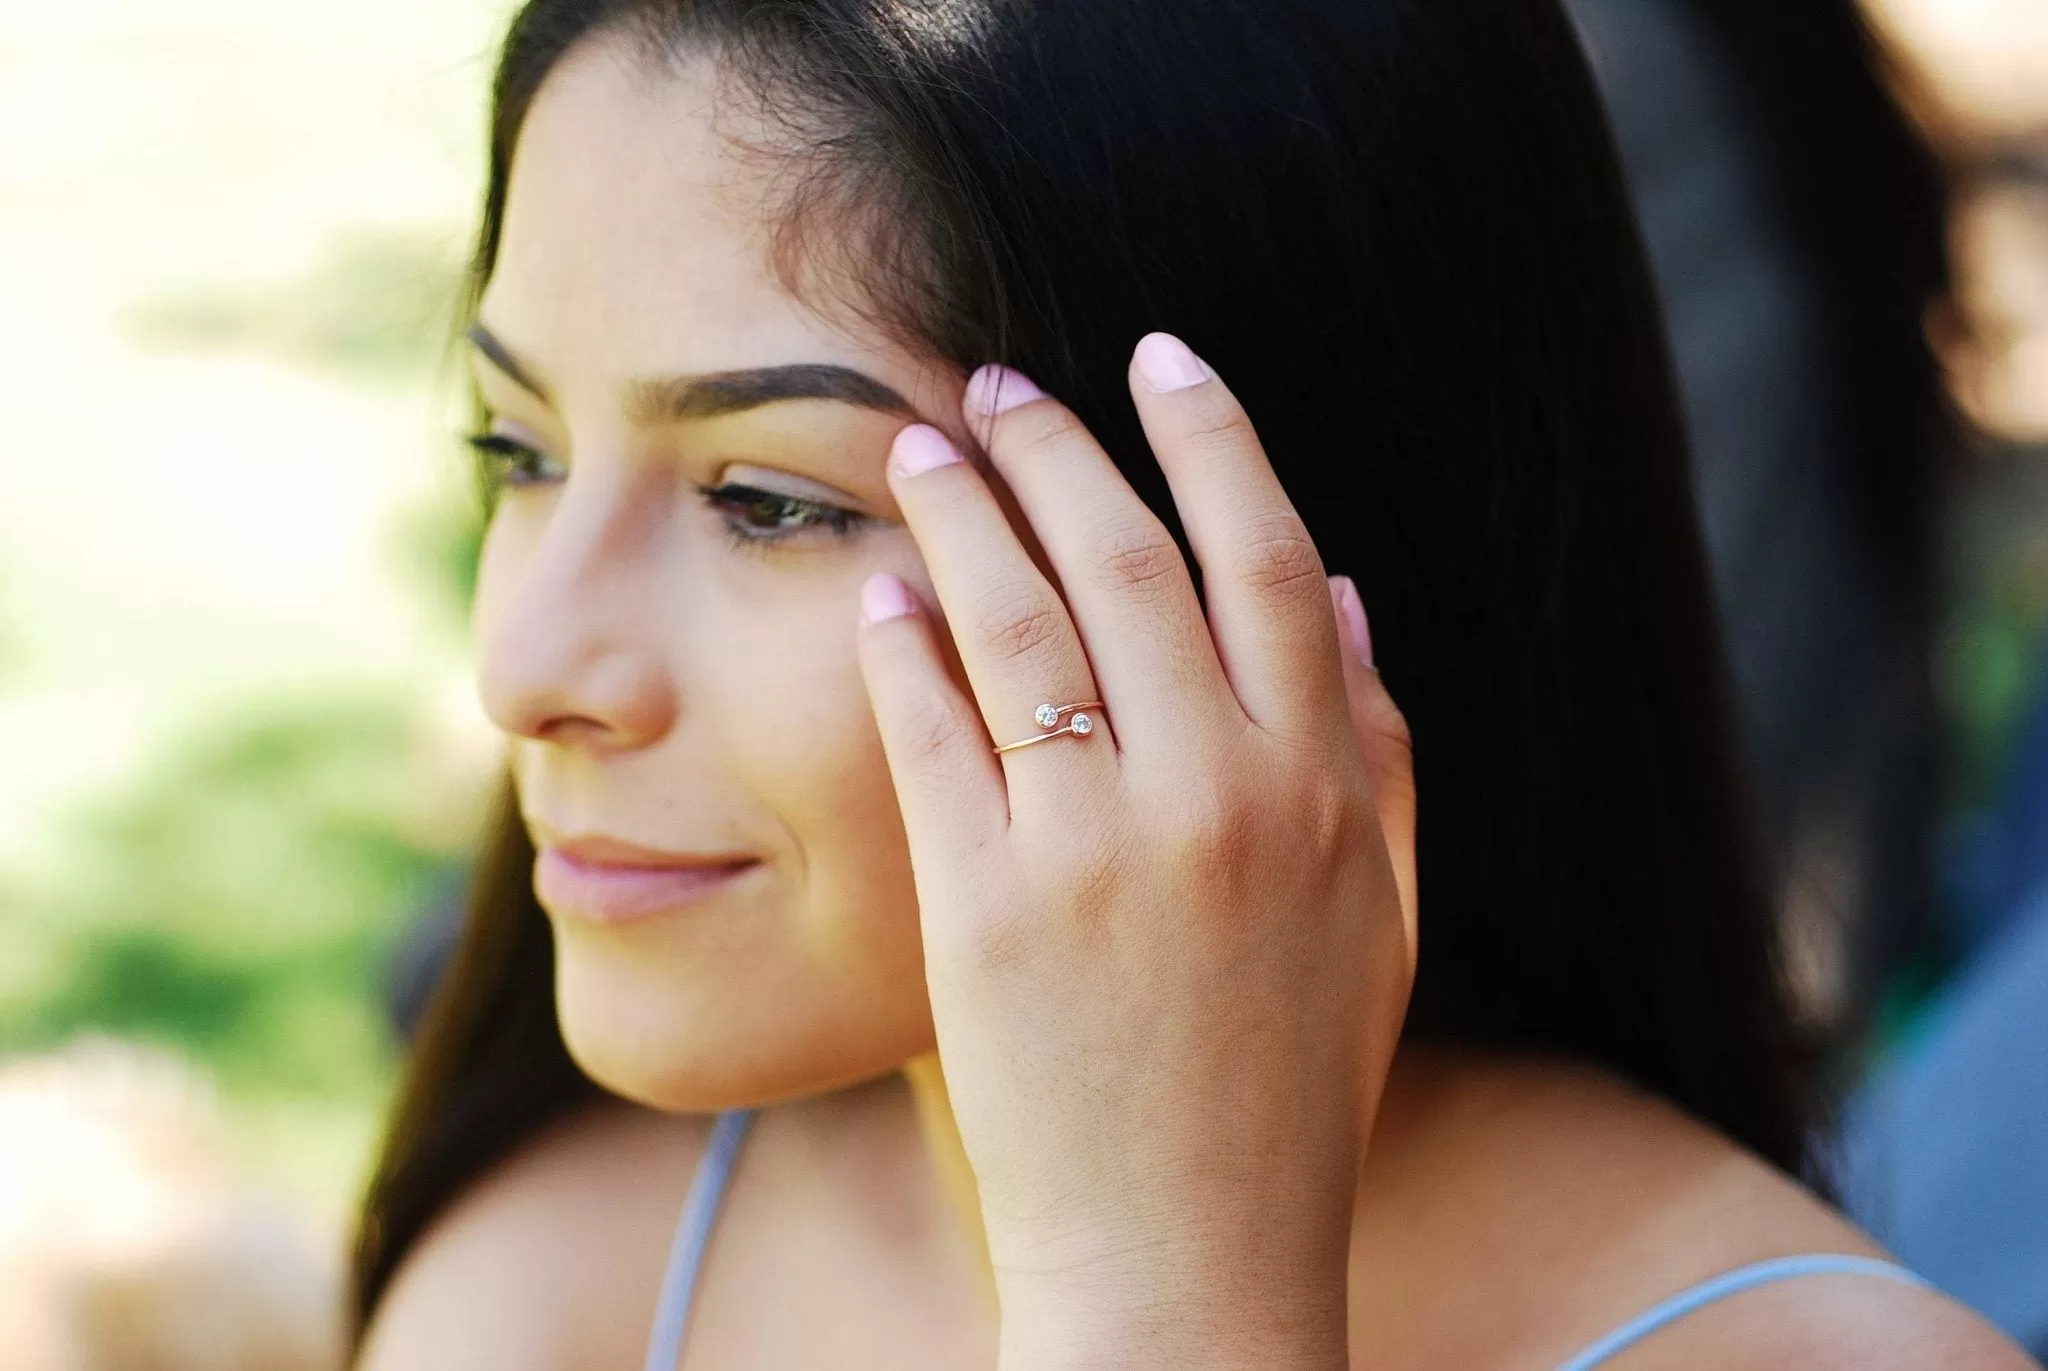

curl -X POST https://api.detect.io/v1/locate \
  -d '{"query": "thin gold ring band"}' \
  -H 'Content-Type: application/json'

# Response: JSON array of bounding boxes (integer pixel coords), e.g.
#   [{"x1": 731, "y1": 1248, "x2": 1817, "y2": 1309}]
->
[{"x1": 993, "y1": 701, "x2": 1106, "y2": 755}]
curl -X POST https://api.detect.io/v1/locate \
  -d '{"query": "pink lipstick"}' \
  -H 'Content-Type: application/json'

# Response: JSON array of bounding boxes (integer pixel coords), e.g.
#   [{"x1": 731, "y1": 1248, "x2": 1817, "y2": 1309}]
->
[{"x1": 534, "y1": 836, "x2": 759, "y2": 924}]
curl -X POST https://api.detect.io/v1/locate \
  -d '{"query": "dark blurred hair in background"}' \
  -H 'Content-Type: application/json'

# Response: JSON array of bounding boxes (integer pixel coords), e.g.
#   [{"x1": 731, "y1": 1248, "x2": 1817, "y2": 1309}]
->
[
  {"x1": 1566, "y1": 0, "x2": 1954, "y2": 1052},
  {"x1": 1569, "y1": 2, "x2": 2048, "y2": 1356}
]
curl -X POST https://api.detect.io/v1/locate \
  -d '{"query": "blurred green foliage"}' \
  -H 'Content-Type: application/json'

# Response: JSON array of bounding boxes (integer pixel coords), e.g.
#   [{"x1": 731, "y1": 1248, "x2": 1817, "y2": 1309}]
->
[
  {"x1": 0, "y1": 212, "x2": 494, "y2": 1172},
  {"x1": 1944, "y1": 576, "x2": 2048, "y2": 811},
  {"x1": 0, "y1": 692, "x2": 463, "y2": 1102},
  {"x1": 389, "y1": 492, "x2": 488, "y2": 631},
  {"x1": 123, "y1": 228, "x2": 471, "y2": 385},
  {"x1": 1938, "y1": 445, "x2": 2048, "y2": 809}
]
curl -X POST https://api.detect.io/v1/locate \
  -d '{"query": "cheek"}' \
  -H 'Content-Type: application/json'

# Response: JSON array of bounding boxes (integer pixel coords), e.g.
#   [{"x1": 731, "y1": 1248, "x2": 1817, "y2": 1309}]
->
[
  {"x1": 689, "y1": 557, "x2": 935, "y2": 1076},
  {"x1": 699, "y1": 557, "x2": 921, "y2": 940}
]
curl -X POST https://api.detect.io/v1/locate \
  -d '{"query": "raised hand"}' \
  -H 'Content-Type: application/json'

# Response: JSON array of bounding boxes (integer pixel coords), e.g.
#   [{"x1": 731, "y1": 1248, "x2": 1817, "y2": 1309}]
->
[{"x1": 856, "y1": 333, "x2": 1416, "y2": 1370}]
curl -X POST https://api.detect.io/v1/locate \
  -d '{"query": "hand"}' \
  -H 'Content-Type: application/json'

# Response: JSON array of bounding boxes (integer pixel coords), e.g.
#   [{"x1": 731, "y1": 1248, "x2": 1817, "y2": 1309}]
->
[{"x1": 856, "y1": 334, "x2": 1417, "y2": 1370}]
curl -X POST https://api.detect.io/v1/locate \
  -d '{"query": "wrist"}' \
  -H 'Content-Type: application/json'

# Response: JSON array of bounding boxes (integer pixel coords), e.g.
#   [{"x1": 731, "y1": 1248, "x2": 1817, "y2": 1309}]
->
[{"x1": 994, "y1": 1263, "x2": 1349, "y2": 1371}]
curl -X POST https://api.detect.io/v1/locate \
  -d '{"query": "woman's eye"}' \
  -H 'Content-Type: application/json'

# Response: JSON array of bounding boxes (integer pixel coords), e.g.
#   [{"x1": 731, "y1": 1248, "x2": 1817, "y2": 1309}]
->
[
  {"x1": 699, "y1": 482, "x2": 866, "y2": 545},
  {"x1": 462, "y1": 434, "x2": 860, "y2": 545},
  {"x1": 467, "y1": 432, "x2": 564, "y2": 489}
]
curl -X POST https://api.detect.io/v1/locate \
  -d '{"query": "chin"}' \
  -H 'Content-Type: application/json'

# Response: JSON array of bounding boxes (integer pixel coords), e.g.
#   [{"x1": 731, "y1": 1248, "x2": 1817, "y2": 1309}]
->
[{"x1": 549, "y1": 923, "x2": 935, "y2": 1113}]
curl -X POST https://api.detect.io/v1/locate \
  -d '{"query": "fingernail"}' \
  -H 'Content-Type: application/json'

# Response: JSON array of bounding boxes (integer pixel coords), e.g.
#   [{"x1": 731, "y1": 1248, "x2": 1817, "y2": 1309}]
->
[
  {"x1": 964, "y1": 364, "x2": 1047, "y2": 418},
  {"x1": 1332, "y1": 575, "x2": 1374, "y2": 669},
  {"x1": 861, "y1": 573, "x2": 918, "y2": 625},
  {"x1": 890, "y1": 424, "x2": 964, "y2": 478},
  {"x1": 1132, "y1": 332, "x2": 1214, "y2": 393}
]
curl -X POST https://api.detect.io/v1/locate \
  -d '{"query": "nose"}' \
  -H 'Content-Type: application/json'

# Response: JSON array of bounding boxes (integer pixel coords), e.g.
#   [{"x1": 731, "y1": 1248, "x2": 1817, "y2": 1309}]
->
[{"x1": 475, "y1": 485, "x2": 681, "y2": 752}]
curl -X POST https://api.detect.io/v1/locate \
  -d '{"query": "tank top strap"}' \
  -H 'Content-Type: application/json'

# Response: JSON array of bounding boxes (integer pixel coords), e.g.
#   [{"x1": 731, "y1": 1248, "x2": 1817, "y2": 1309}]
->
[
  {"x1": 640, "y1": 1141, "x2": 1926, "y2": 1371},
  {"x1": 1554, "y1": 1253, "x2": 1930, "y2": 1370},
  {"x1": 643, "y1": 1108, "x2": 756, "y2": 1371}
]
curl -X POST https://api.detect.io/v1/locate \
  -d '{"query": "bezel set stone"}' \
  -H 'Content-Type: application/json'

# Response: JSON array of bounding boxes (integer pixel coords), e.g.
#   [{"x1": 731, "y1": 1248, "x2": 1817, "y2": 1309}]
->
[{"x1": 995, "y1": 700, "x2": 1106, "y2": 754}]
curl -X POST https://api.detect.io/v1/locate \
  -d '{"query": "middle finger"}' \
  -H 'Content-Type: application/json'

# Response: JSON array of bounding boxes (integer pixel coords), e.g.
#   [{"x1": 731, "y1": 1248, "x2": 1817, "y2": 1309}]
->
[
  {"x1": 961, "y1": 365, "x2": 1237, "y2": 749},
  {"x1": 885, "y1": 423, "x2": 1118, "y2": 803}
]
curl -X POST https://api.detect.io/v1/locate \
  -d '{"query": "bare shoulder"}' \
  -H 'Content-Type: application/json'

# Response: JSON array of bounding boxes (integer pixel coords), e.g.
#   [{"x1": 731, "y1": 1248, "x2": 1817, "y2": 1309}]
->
[
  {"x1": 1605, "y1": 1267, "x2": 2040, "y2": 1369},
  {"x1": 356, "y1": 1100, "x2": 708, "y2": 1371},
  {"x1": 1500, "y1": 1059, "x2": 2035, "y2": 1368},
  {"x1": 1355, "y1": 1050, "x2": 2038, "y2": 1369}
]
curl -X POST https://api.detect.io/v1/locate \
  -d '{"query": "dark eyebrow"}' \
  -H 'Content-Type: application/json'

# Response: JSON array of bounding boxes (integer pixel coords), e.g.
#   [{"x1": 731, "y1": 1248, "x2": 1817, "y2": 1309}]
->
[
  {"x1": 626, "y1": 363, "x2": 915, "y2": 423},
  {"x1": 465, "y1": 322, "x2": 915, "y2": 422}
]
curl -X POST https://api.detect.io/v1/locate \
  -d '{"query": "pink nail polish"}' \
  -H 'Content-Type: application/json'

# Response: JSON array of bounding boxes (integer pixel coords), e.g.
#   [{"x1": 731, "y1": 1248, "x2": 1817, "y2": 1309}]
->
[
  {"x1": 964, "y1": 365, "x2": 1047, "y2": 418},
  {"x1": 890, "y1": 424, "x2": 964, "y2": 478},
  {"x1": 861, "y1": 573, "x2": 917, "y2": 624},
  {"x1": 1334, "y1": 576, "x2": 1374, "y2": 668},
  {"x1": 1132, "y1": 332, "x2": 1214, "y2": 393}
]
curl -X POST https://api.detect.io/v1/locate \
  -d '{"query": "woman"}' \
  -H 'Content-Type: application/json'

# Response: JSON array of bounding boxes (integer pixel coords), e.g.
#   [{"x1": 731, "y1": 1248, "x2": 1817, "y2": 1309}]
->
[{"x1": 352, "y1": 1, "x2": 2034, "y2": 1365}]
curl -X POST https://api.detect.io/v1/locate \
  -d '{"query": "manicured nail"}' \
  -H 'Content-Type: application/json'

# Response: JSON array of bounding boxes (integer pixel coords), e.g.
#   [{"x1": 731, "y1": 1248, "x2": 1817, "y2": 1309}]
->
[
  {"x1": 861, "y1": 573, "x2": 918, "y2": 625},
  {"x1": 1132, "y1": 332, "x2": 1214, "y2": 393},
  {"x1": 1332, "y1": 575, "x2": 1374, "y2": 669},
  {"x1": 890, "y1": 424, "x2": 964, "y2": 478},
  {"x1": 964, "y1": 365, "x2": 1048, "y2": 418}
]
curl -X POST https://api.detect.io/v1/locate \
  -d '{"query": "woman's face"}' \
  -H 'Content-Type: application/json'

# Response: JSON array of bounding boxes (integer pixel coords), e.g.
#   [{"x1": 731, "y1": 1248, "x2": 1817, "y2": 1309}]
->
[{"x1": 472, "y1": 37, "x2": 970, "y2": 1110}]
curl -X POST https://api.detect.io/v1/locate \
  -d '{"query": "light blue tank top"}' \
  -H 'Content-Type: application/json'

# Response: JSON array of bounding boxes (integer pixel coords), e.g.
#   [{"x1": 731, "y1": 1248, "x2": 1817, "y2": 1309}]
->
[{"x1": 643, "y1": 1108, "x2": 1929, "y2": 1370}]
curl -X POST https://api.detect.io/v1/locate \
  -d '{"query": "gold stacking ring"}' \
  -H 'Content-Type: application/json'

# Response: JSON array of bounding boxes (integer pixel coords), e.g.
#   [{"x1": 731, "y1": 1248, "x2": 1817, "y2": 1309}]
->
[{"x1": 993, "y1": 701, "x2": 1107, "y2": 755}]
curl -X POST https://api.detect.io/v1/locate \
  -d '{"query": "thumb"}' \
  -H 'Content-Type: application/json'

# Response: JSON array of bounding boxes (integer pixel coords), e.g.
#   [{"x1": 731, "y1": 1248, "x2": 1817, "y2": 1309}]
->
[{"x1": 1329, "y1": 576, "x2": 1417, "y2": 962}]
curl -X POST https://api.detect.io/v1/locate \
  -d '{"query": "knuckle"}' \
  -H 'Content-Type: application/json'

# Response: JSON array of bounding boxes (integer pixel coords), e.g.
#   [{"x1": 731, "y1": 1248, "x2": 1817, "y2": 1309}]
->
[
  {"x1": 1174, "y1": 396, "x2": 1259, "y2": 456},
  {"x1": 1235, "y1": 514, "x2": 1326, "y2": 600},
  {"x1": 895, "y1": 689, "x2": 975, "y2": 771},
  {"x1": 1195, "y1": 805, "x2": 1263, "y2": 887},
  {"x1": 1088, "y1": 516, "x2": 1185, "y2": 602},
  {"x1": 1297, "y1": 773, "x2": 1357, "y2": 862},
  {"x1": 1161, "y1": 781, "x2": 1260, "y2": 885},
  {"x1": 992, "y1": 403, "x2": 1085, "y2": 464},
  {"x1": 1150, "y1": 760, "x2": 1364, "y2": 901},
  {"x1": 972, "y1": 586, "x2": 1069, "y2": 667}
]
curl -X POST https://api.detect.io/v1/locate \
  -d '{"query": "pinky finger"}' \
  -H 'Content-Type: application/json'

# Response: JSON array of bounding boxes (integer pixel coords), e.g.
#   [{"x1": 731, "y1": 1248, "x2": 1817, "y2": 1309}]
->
[
  {"x1": 1330, "y1": 576, "x2": 1417, "y2": 960},
  {"x1": 855, "y1": 573, "x2": 1008, "y2": 857}
]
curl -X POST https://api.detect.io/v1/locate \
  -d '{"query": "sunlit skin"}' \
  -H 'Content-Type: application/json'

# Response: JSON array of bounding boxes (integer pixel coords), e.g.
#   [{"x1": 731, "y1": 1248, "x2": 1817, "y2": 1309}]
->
[
  {"x1": 359, "y1": 32, "x2": 2036, "y2": 1371},
  {"x1": 469, "y1": 45, "x2": 968, "y2": 1112}
]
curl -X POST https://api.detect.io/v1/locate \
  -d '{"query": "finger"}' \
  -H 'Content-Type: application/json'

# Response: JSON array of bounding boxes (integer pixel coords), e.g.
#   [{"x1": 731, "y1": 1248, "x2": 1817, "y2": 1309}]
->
[
  {"x1": 962, "y1": 365, "x2": 1233, "y2": 741},
  {"x1": 885, "y1": 424, "x2": 1118, "y2": 799},
  {"x1": 1330, "y1": 576, "x2": 1417, "y2": 961},
  {"x1": 1128, "y1": 333, "x2": 1345, "y2": 734},
  {"x1": 855, "y1": 573, "x2": 1008, "y2": 856}
]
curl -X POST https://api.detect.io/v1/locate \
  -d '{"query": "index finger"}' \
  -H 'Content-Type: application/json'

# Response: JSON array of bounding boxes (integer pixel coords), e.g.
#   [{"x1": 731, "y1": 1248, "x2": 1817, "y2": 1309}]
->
[{"x1": 1126, "y1": 333, "x2": 1346, "y2": 734}]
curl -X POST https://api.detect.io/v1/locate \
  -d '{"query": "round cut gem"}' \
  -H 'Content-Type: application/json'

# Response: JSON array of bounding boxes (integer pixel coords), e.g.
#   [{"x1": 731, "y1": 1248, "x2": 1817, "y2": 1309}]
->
[
  {"x1": 1035, "y1": 703, "x2": 1061, "y2": 729},
  {"x1": 1071, "y1": 713, "x2": 1094, "y2": 736}
]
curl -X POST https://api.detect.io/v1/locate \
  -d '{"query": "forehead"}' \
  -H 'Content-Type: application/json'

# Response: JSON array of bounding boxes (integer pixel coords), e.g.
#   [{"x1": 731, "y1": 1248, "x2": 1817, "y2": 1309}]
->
[{"x1": 482, "y1": 35, "x2": 858, "y2": 392}]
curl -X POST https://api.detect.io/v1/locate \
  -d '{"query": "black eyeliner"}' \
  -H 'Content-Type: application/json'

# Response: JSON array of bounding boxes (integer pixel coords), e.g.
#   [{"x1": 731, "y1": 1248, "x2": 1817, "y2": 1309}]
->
[
  {"x1": 466, "y1": 430, "x2": 553, "y2": 487},
  {"x1": 695, "y1": 481, "x2": 867, "y2": 544}
]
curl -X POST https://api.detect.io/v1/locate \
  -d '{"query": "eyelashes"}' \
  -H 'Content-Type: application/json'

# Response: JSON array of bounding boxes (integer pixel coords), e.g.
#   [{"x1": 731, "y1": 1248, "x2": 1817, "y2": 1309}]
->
[
  {"x1": 693, "y1": 482, "x2": 868, "y2": 545},
  {"x1": 465, "y1": 431, "x2": 870, "y2": 548},
  {"x1": 468, "y1": 432, "x2": 564, "y2": 487}
]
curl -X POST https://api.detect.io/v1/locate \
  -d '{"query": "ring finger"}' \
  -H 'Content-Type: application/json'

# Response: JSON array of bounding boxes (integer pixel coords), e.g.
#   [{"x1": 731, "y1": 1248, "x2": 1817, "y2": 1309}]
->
[{"x1": 885, "y1": 423, "x2": 1118, "y2": 800}]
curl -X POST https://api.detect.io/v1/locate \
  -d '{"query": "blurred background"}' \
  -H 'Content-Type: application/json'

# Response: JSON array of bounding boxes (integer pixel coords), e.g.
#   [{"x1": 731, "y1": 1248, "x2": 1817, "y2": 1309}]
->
[
  {"x1": 0, "y1": 1, "x2": 2043, "y2": 1366},
  {"x1": 0, "y1": 2, "x2": 507, "y2": 1365}
]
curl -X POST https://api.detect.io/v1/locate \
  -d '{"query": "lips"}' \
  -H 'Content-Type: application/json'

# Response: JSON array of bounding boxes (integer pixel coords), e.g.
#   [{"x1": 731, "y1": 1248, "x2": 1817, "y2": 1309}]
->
[{"x1": 533, "y1": 842, "x2": 760, "y2": 924}]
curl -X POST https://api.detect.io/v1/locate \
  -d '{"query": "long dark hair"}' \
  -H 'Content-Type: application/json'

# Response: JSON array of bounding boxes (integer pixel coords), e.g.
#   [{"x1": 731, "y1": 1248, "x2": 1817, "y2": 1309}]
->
[{"x1": 353, "y1": 0, "x2": 1811, "y2": 1336}]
